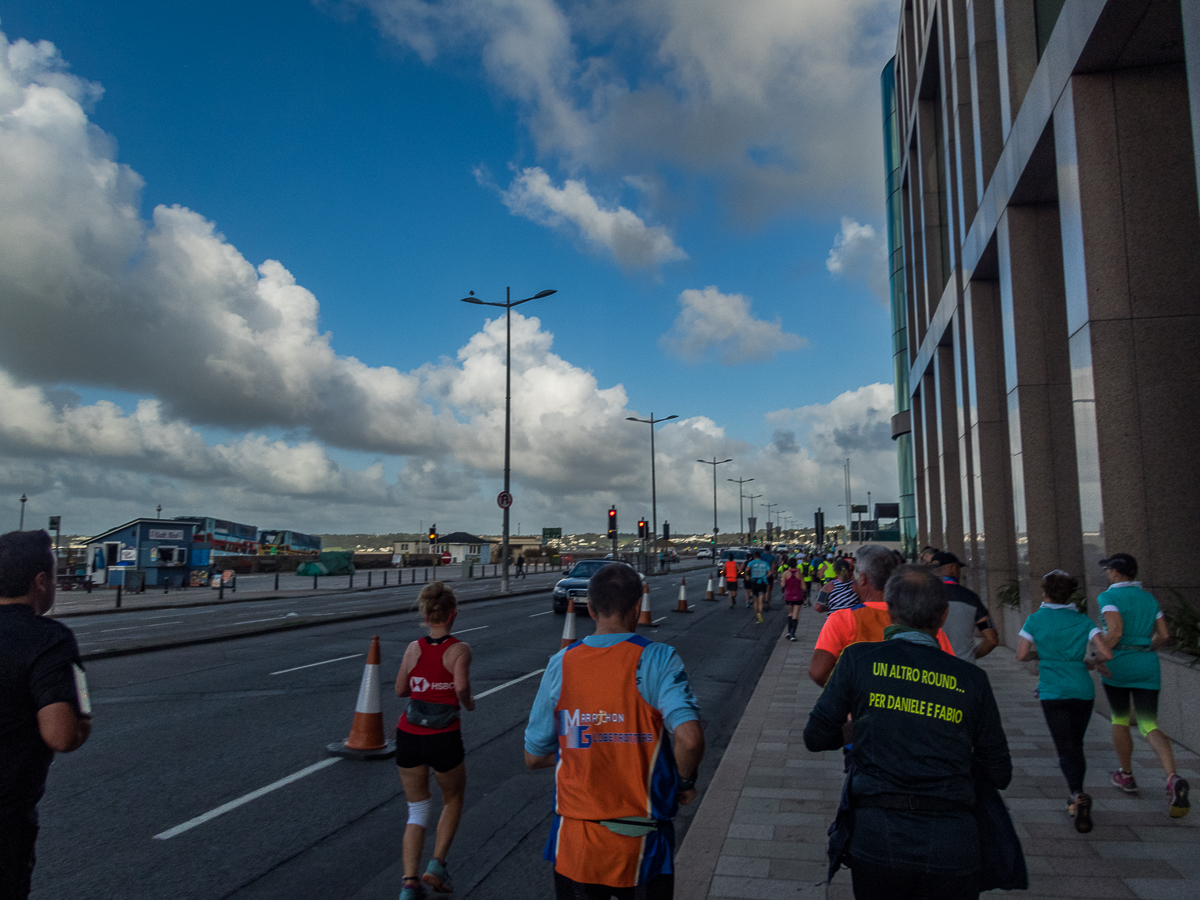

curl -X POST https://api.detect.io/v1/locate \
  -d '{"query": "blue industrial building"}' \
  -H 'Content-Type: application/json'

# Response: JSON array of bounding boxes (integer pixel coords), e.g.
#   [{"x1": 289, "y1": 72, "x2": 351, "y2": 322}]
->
[{"x1": 84, "y1": 518, "x2": 200, "y2": 589}]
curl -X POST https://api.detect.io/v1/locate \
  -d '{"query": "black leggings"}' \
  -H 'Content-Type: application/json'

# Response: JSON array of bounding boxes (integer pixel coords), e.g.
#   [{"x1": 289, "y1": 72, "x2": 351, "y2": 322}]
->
[{"x1": 1040, "y1": 698, "x2": 1094, "y2": 796}]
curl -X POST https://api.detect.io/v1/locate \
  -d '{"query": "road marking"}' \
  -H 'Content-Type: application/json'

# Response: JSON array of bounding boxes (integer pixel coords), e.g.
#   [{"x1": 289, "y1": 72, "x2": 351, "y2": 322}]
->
[
  {"x1": 474, "y1": 668, "x2": 545, "y2": 700},
  {"x1": 99, "y1": 621, "x2": 183, "y2": 633},
  {"x1": 652, "y1": 616, "x2": 667, "y2": 625},
  {"x1": 528, "y1": 610, "x2": 553, "y2": 617},
  {"x1": 153, "y1": 758, "x2": 342, "y2": 840},
  {"x1": 270, "y1": 654, "x2": 363, "y2": 676},
  {"x1": 451, "y1": 625, "x2": 490, "y2": 635},
  {"x1": 231, "y1": 613, "x2": 299, "y2": 626}
]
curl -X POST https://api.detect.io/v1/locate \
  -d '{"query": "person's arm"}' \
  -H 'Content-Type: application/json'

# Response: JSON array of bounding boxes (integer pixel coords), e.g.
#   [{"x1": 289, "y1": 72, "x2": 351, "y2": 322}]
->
[
  {"x1": 809, "y1": 649, "x2": 837, "y2": 686},
  {"x1": 524, "y1": 654, "x2": 564, "y2": 769},
  {"x1": 1151, "y1": 615, "x2": 1171, "y2": 651},
  {"x1": 672, "y1": 719, "x2": 704, "y2": 806},
  {"x1": 449, "y1": 643, "x2": 474, "y2": 711},
  {"x1": 1015, "y1": 636, "x2": 1037, "y2": 662},
  {"x1": 804, "y1": 649, "x2": 854, "y2": 752},
  {"x1": 394, "y1": 641, "x2": 420, "y2": 697},
  {"x1": 975, "y1": 626, "x2": 999, "y2": 659},
  {"x1": 1099, "y1": 609, "x2": 1123, "y2": 648},
  {"x1": 37, "y1": 702, "x2": 90, "y2": 753},
  {"x1": 1089, "y1": 629, "x2": 1113, "y2": 662},
  {"x1": 971, "y1": 678, "x2": 1012, "y2": 790}
]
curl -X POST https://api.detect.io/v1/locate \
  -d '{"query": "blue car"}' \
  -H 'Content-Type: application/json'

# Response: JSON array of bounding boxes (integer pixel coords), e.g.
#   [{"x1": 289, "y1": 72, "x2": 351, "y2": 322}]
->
[{"x1": 552, "y1": 559, "x2": 633, "y2": 613}]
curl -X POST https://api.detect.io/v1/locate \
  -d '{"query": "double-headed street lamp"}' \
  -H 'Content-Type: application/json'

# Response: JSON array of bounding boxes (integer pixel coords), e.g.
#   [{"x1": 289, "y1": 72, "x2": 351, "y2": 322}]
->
[
  {"x1": 19, "y1": 493, "x2": 27, "y2": 530},
  {"x1": 696, "y1": 457, "x2": 732, "y2": 555},
  {"x1": 727, "y1": 476, "x2": 754, "y2": 543},
  {"x1": 746, "y1": 493, "x2": 762, "y2": 543},
  {"x1": 626, "y1": 412, "x2": 677, "y2": 570},
  {"x1": 461, "y1": 287, "x2": 558, "y2": 594}
]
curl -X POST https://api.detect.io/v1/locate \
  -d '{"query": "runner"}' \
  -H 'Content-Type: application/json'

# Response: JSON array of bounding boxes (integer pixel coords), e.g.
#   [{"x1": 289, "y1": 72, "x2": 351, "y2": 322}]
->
[
  {"x1": 814, "y1": 559, "x2": 856, "y2": 613},
  {"x1": 1016, "y1": 570, "x2": 1112, "y2": 832},
  {"x1": 762, "y1": 545, "x2": 776, "y2": 610},
  {"x1": 745, "y1": 550, "x2": 771, "y2": 624},
  {"x1": 1094, "y1": 554, "x2": 1189, "y2": 818},
  {"x1": 782, "y1": 560, "x2": 805, "y2": 641},
  {"x1": 394, "y1": 582, "x2": 476, "y2": 898},
  {"x1": 723, "y1": 554, "x2": 741, "y2": 609}
]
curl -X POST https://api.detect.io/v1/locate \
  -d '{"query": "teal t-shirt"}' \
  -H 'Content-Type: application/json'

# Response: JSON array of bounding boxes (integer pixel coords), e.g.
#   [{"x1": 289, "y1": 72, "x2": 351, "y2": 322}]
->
[
  {"x1": 1020, "y1": 604, "x2": 1100, "y2": 700},
  {"x1": 1099, "y1": 583, "x2": 1162, "y2": 690}
]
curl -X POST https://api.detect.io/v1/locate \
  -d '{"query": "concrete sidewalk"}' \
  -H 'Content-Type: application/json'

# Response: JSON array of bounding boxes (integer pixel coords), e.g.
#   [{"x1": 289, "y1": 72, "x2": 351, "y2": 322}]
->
[{"x1": 677, "y1": 606, "x2": 1199, "y2": 899}]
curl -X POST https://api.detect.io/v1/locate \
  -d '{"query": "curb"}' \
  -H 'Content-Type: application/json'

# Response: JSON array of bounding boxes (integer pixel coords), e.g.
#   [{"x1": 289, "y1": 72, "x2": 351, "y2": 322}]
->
[
  {"x1": 674, "y1": 630, "x2": 792, "y2": 899},
  {"x1": 75, "y1": 567, "x2": 703, "y2": 662}
]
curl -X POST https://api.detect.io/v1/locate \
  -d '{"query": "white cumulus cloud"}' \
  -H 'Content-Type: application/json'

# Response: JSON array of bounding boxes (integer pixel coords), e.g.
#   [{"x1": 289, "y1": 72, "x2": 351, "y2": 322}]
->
[
  {"x1": 494, "y1": 166, "x2": 686, "y2": 270},
  {"x1": 661, "y1": 286, "x2": 806, "y2": 365},
  {"x1": 826, "y1": 216, "x2": 889, "y2": 302}
]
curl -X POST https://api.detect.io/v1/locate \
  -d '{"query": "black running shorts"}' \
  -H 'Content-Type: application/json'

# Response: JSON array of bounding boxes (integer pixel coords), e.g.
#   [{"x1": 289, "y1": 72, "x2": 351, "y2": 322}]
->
[{"x1": 395, "y1": 727, "x2": 465, "y2": 772}]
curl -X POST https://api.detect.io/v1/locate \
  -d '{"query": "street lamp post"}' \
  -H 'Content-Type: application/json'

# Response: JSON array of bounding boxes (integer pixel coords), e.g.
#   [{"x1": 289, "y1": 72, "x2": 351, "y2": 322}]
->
[
  {"x1": 626, "y1": 413, "x2": 677, "y2": 572},
  {"x1": 727, "y1": 477, "x2": 754, "y2": 543},
  {"x1": 696, "y1": 457, "x2": 732, "y2": 555},
  {"x1": 764, "y1": 501, "x2": 778, "y2": 542},
  {"x1": 19, "y1": 494, "x2": 27, "y2": 530},
  {"x1": 461, "y1": 287, "x2": 558, "y2": 594},
  {"x1": 156, "y1": 504, "x2": 162, "y2": 519},
  {"x1": 745, "y1": 494, "x2": 762, "y2": 543}
]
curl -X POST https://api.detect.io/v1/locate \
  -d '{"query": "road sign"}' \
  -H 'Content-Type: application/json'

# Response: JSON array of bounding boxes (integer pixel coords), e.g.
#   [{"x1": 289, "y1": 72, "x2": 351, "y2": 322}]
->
[
  {"x1": 542, "y1": 527, "x2": 562, "y2": 544},
  {"x1": 851, "y1": 504, "x2": 869, "y2": 513},
  {"x1": 48, "y1": 516, "x2": 61, "y2": 530},
  {"x1": 497, "y1": 491, "x2": 513, "y2": 509}
]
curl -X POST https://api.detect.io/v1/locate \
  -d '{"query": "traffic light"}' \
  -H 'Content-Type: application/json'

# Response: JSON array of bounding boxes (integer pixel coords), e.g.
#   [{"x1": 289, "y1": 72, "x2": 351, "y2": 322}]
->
[
  {"x1": 637, "y1": 518, "x2": 647, "y2": 539},
  {"x1": 429, "y1": 524, "x2": 437, "y2": 545},
  {"x1": 607, "y1": 507, "x2": 617, "y2": 539},
  {"x1": 662, "y1": 521, "x2": 670, "y2": 541}
]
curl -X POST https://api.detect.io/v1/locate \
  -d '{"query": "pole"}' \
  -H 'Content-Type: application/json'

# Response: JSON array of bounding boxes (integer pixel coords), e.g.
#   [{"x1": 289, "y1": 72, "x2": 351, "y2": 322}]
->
[
  {"x1": 650, "y1": 415, "x2": 657, "y2": 570},
  {"x1": 19, "y1": 494, "x2": 26, "y2": 530},
  {"x1": 844, "y1": 458, "x2": 851, "y2": 534},
  {"x1": 502, "y1": 286, "x2": 512, "y2": 595}
]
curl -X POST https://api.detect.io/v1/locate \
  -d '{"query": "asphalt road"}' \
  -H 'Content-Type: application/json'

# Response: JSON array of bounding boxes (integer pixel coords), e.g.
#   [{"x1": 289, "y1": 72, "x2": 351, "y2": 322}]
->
[{"x1": 31, "y1": 581, "x2": 783, "y2": 900}]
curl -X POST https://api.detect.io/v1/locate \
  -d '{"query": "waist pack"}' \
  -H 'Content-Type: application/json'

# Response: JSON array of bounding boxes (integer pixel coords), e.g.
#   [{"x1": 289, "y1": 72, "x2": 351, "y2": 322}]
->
[{"x1": 406, "y1": 698, "x2": 460, "y2": 729}]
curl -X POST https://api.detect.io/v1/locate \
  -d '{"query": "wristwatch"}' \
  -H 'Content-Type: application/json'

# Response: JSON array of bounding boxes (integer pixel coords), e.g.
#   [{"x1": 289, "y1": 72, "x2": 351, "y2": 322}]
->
[{"x1": 678, "y1": 775, "x2": 697, "y2": 792}]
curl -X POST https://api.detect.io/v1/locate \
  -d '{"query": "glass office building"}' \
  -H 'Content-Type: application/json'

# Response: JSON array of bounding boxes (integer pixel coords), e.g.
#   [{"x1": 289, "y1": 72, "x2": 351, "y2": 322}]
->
[{"x1": 882, "y1": 0, "x2": 1200, "y2": 644}]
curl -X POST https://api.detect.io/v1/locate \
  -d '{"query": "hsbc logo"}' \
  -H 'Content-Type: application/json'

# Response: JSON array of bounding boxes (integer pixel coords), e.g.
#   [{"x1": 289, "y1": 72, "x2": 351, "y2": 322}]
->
[{"x1": 410, "y1": 676, "x2": 454, "y2": 693}]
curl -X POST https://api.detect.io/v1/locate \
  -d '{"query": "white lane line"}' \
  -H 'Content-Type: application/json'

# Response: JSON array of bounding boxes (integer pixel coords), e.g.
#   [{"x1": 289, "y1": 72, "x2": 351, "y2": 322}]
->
[
  {"x1": 270, "y1": 654, "x2": 363, "y2": 676},
  {"x1": 474, "y1": 668, "x2": 545, "y2": 700},
  {"x1": 652, "y1": 616, "x2": 667, "y2": 625},
  {"x1": 231, "y1": 614, "x2": 298, "y2": 626},
  {"x1": 155, "y1": 664, "x2": 546, "y2": 841},
  {"x1": 528, "y1": 610, "x2": 553, "y2": 617},
  {"x1": 99, "y1": 621, "x2": 183, "y2": 633},
  {"x1": 152, "y1": 758, "x2": 342, "y2": 840},
  {"x1": 451, "y1": 625, "x2": 490, "y2": 635}
]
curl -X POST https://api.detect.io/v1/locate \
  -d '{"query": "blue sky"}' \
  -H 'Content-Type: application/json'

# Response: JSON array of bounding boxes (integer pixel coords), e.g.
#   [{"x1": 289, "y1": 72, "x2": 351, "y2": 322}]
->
[{"x1": 0, "y1": 0, "x2": 903, "y2": 537}]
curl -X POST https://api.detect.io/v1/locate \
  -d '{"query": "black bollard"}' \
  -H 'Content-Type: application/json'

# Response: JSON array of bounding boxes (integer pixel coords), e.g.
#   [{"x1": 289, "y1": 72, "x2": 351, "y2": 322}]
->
[
  {"x1": 274, "y1": 571, "x2": 279, "y2": 591},
  {"x1": 383, "y1": 571, "x2": 388, "y2": 586},
  {"x1": 232, "y1": 575, "x2": 237, "y2": 593},
  {"x1": 349, "y1": 572, "x2": 354, "y2": 589},
  {"x1": 411, "y1": 567, "x2": 415, "y2": 585},
  {"x1": 218, "y1": 579, "x2": 224, "y2": 600},
  {"x1": 424, "y1": 567, "x2": 428, "y2": 583},
  {"x1": 115, "y1": 583, "x2": 122, "y2": 608},
  {"x1": 86, "y1": 578, "x2": 93, "y2": 594},
  {"x1": 368, "y1": 571, "x2": 373, "y2": 587},
  {"x1": 164, "y1": 576, "x2": 169, "y2": 594},
  {"x1": 313, "y1": 573, "x2": 318, "y2": 590}
]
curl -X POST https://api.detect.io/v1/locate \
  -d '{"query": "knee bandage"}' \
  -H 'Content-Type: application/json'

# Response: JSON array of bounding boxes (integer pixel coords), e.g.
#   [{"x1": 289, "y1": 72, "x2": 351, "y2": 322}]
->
[{"x1": 407, "y1": 797, "x2": 432, "y2": 828}]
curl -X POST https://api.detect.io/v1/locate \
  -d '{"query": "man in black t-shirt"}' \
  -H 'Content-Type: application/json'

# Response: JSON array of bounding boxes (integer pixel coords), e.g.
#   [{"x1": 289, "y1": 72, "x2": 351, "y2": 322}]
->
[
  {"x1": 932, "y1": 551, "x2": 998, "y2": 663},
  {"x1": 0, "y1": 530, "x2": 91, "y2": 900}
]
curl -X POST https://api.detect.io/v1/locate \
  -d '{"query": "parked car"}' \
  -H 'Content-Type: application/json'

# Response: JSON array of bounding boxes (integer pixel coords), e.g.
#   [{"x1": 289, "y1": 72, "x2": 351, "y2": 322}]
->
[
  {"x1": 552, "y1": 558, "x2": 633, "y2": 613},
  {"x1": 696, "y1": 548, "x2": 713, "y2": 559}
]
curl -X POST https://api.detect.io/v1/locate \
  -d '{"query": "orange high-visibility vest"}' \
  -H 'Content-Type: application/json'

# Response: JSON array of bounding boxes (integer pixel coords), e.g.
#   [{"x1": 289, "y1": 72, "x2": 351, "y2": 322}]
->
[{"x1": 550, "y1": 636, "x2": 678, "y2": 887}]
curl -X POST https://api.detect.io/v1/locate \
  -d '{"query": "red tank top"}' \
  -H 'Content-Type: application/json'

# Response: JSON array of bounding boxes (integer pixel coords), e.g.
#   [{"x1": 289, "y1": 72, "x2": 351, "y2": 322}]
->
[
  {"x1": 398, "y1": 635, "x2": 461, "y2": 735},
  {"x1": 783, "y1": 571, "x2": 804, "y2": 603}
]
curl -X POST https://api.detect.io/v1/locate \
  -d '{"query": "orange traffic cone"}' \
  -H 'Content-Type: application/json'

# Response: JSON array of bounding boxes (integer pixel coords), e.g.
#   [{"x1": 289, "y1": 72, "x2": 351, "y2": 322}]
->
[
  {"x1": 638, "y1": 579, "x2": 653, "y2": 626},
  {"x1": 705, "y1": 576, "x2": 715, "y2": 601},
  {"x1": 327, "y1": 636, "x2": 396, "y2": 760},
  {"x1": 561, "y1": 594, "x2": 578, "y2": 648},
  {"x1": 673, "y1": 576, "x2": 692, "y2": 613}
]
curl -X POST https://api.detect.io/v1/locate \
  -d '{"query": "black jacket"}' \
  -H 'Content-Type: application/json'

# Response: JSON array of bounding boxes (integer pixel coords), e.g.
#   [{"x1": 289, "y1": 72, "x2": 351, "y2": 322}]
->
[{"x1": 804, "y1": 633, "x2": 1011, "y2": 873}]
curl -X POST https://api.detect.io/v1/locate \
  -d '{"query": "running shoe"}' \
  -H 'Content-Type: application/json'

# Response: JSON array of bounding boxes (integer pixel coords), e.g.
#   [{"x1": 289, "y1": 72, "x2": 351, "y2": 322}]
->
[
  {"x1": 422, "y1": 858, "x2": 453, "y2": 893},
  {"x1": 755, "y1": 612, "x2": 763, "y2": 624},
  {"x1": 1111, "y1": 769, "x2": 1139, "y2": 793},
  {"x1": 1168, "y1": 774, "x2": 1190, "y2": 818},
  {"x1": 400, "y1": 879, "x2": 426, "y2": 900},
  {"x1": 1069, "y1": 792, "x2": 1093, "y2": 833},
  {"x1": 786, "y1": 633, "x2": 796, "y2": 642}
]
